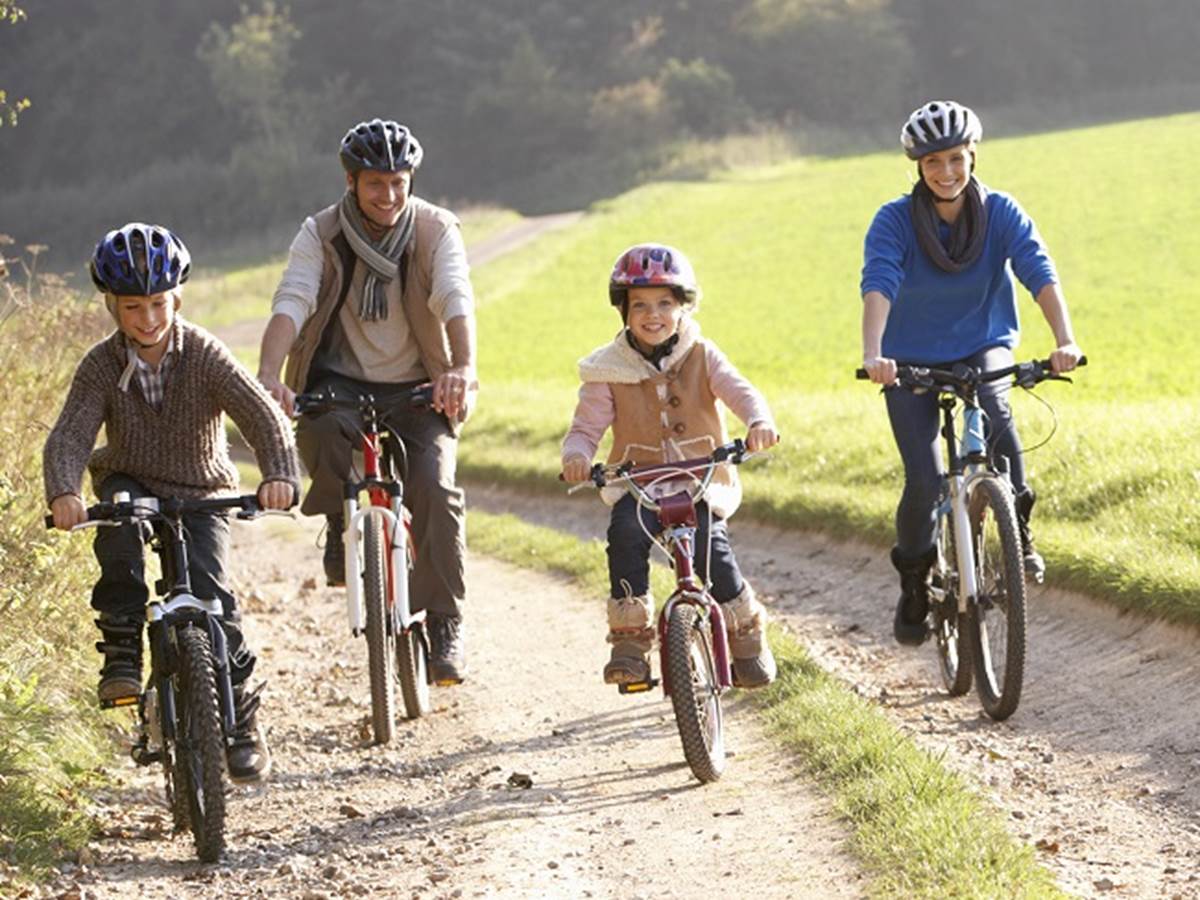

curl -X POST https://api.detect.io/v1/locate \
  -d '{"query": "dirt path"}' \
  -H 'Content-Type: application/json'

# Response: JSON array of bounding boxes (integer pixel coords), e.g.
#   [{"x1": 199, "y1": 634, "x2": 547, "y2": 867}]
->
[
  {"x1": 39, "y1": 514, "x2": 861, "y2": 899},
  {"x1": 467, "y1": 483, "x2": 1200, "y2": 900}
]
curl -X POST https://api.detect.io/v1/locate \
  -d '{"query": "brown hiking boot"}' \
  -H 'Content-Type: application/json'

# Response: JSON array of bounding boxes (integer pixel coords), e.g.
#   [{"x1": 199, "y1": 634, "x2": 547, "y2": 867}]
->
[
  {"x1": 603, "y1": 593, "x2": 654, "y2": 685},
  {"x1": 723, "y1": 585, "x2": 777, "y2": 689},
  {"x1": 95, "y1": 615, "x2": 143, "y2": 704}
]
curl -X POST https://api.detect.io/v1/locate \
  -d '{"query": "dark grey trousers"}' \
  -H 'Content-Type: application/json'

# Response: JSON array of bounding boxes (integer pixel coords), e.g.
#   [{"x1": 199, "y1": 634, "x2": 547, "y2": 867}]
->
[
  {"x1": 884, "y1": 345, "x2": 1028, "y2": 558},
  {"x1": 295, "y1": 373, "x2": 466, "y2": 619},
  {"x1": 91, "y1": 474, "x2": 255, "y2": 685}
]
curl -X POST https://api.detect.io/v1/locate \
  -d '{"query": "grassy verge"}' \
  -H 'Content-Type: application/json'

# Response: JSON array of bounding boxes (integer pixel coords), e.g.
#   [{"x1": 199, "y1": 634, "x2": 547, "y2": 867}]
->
[
  {"x1": 468, "y1": 508, "x2": 1064, "y2": 898},
  {"x1": 0, "y1": 261, "x2": 113, "y2": 888}
]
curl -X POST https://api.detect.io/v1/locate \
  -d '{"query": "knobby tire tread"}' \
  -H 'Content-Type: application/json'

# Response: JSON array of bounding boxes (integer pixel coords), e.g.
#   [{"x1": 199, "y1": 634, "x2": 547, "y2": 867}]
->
[
  {"x1": 175, "y1": 625, "x2": 227, "y2": 862},
  {"x1": 666, "y1": 603, "x2": 725, "y2": 783},
  {"x1": 364, "y1": 516, "x2": 396, "y2": 743},
  {"x1": 935, "y1": 516, "x2": 973, "y2": 697}
]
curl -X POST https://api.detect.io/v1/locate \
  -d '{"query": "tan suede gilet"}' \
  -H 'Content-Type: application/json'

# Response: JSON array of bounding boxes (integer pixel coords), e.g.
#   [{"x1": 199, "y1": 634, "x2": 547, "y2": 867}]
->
[{"x1": 283, "y1": 198, "x2": 458, "y2": 397}]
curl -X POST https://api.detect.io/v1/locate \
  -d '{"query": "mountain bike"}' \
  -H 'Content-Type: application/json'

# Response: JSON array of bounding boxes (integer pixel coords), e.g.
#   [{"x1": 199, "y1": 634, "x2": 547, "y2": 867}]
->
[
  {"x1": 857, "y1": 356, "x2": 1085, "y2": 720},
  {"x1": 293, "y1": 384, "x2": 434, "y2": 743},
  {"x1": 47, "y1": 493, "x2": 279, "y2": 862},
  {"x1": 571, "y1": 440, "x2": 751, "y2": 783}
]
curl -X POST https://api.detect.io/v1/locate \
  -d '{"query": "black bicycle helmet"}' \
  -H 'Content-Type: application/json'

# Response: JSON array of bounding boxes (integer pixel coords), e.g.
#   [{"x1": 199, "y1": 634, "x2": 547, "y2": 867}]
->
[
  {"x1": 339, "y1": 118, "x2": 424, "y2": 174},
  {"x1": 90, "y1": 223, "x2": 191, "y2": 296},
  {"x1": 900, "y1": 101, "x2": 983, "y2": 160}
]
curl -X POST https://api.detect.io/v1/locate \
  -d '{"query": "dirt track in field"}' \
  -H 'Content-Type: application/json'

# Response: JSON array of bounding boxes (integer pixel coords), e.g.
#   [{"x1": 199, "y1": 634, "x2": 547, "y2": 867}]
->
[
  {"x1": 36, "y1": 514, "x2": 861, "y2": 899},
  {"x1": 468, "y1": 482, "x2": 1200, "y2": 899}
]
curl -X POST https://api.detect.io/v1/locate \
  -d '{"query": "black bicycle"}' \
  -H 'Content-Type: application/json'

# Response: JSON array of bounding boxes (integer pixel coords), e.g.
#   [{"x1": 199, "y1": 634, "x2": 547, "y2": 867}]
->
[{"x1": 49, "y1": 493, "x2": 280, "y2": 861}]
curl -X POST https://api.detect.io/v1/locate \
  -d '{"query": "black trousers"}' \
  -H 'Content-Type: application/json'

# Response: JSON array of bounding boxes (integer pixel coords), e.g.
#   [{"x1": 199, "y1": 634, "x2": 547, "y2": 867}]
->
[{"x1": 91, "y1": 474, "x2": 255, "y2": 685}]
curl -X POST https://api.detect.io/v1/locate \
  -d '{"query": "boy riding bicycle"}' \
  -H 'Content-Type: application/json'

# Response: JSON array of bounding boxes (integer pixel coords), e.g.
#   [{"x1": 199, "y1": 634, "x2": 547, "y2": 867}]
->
[
  {"x1": 43, "y1": 223, "x2": 300, "y2": 783},
  {"x1": 561, "y1": 243, "x2": 779, "y2": 689}
]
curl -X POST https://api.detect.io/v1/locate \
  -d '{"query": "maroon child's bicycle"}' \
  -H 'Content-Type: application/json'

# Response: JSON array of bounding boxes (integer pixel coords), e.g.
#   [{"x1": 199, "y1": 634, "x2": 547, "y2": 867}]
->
[
  {"x1": 294, "y1": 384, "x2": 435, "y2": 743},
  {"x1": 573, "y1": 439, "x2": 751, "y2": 783}
]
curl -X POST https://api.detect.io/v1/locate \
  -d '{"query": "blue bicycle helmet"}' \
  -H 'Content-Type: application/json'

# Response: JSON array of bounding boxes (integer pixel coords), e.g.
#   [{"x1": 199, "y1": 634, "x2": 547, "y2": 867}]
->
[
  {"x1": 339, "y1": 119, "x2": 424, "y2": 174},
  {"x1": 90, "y1": 223, "x2": 191, "y2": 296}
]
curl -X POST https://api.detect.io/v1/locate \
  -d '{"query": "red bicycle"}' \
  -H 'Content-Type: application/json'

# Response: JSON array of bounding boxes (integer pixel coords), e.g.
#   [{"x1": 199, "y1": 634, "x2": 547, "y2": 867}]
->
[
  {"x1": 574, "y1": 440, "x2": 751, "y2": 783},
  {"x1": 294, "y1": 385, "x2": 434, "y2": 743}
]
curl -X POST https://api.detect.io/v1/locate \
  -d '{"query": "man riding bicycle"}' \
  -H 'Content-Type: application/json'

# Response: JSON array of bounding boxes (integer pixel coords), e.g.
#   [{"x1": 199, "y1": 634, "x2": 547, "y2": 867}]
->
[{"x1": 256, "y1": 118, "x2": 477, "y2": 684}]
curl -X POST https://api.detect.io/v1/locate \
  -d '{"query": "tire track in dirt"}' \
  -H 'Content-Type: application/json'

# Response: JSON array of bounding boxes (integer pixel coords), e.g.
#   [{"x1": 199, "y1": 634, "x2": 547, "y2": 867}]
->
[
  {"x1": 37, "y1": 514, "x2": 861, "y2": 899},
  {"x1": 468, "y1": 481, "x2": 1200, "y2": 899}
]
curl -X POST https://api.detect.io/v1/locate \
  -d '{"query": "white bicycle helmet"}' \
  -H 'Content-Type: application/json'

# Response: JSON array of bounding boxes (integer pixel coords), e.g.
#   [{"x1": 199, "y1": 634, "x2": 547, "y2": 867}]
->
[{"x1": 900, "y1": 101, "x2": 982, "y2": 160}]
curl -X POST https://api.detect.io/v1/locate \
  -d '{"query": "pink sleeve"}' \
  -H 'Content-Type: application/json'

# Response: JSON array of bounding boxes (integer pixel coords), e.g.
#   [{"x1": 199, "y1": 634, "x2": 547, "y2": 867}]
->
[
  {"x1": 561, "y1": 381, "x2": 615, "y2": 463},
  {"x1": 706, "y1": 342, "x2": 775, "y2": 429}
]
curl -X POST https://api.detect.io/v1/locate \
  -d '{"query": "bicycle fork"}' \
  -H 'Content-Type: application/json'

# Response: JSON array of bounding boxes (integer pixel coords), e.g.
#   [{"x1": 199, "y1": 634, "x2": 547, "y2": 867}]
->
[{"x1": 343, "y1": 490, "x2": 423, "y2": 637}]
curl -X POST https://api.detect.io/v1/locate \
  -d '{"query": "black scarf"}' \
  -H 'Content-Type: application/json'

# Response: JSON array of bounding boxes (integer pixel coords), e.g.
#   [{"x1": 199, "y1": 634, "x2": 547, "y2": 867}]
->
[{"x1": 910, "y1": 176, "x2": 989, "y2": 273}]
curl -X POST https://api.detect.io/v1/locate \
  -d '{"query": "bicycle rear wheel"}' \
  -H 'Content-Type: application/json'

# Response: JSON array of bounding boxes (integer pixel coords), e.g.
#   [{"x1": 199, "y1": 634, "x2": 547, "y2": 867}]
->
[
  {"x1": 931, "y1": 512, "x2": 972, "y2": 696},
  {"x1": 666, "y1": 602, "x2": 725, "y2": 783},
  {"x1": 396, "y1": 626, "x2": 430, "y2": 719},
  {"x1": 966, "y1": 478, "x2": 1027, "y2": 720},
  {"x1": 363, "y1": 516, "x2": 396, "y2": 743},
  {"x1": 173, "y1": 625, "x2": 227, "y2": 862}
]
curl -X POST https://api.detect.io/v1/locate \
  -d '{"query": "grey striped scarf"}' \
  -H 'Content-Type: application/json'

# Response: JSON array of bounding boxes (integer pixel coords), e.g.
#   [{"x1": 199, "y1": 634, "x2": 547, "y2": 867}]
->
[{"x1": 338, "y1": 190, "x2": 416, "y2": 321}]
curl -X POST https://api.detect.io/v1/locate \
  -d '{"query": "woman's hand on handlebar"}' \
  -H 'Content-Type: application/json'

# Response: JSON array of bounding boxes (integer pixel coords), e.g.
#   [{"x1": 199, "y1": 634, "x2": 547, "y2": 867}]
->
[
  {"x1": 561, "y1": 454, "x2": 593, "y2": 484},
  {"x1": 257, "y1": 480, "x2": 295, "y2": 511},
  {"x1": 862, "y1": 355, "x2": 898, "y2": 386},
  {"x1": 50, "y1": 493, "x2": 87, "y2": 531},
  {"x1": 1048, "y1": 342, "x2": 1084, "y2": 375},
  {"x1": 745, "y1": 422, "x2": 779, "y2": 453}
]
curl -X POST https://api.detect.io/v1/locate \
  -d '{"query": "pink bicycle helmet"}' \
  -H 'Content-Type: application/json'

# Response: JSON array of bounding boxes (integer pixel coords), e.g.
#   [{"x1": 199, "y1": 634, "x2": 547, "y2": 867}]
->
[{"x1": 608, "y1": 243, "x2": 700, "y2": 312}]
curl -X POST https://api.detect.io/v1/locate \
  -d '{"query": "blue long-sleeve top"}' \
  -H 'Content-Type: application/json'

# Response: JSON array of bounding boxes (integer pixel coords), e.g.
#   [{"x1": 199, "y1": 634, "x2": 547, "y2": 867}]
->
[{"x1": 860, "y1": 186, "x2": 1058, "y2": 363}]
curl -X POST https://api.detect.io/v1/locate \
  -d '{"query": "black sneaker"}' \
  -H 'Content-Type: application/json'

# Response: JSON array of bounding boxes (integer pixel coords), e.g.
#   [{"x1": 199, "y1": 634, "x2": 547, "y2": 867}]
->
[
  {"x1": 227, "y1": 684, "x2": 271, "y2": 784},
  {"x1": 1014, "y1": 490, "x2": 1046, "y2": 584},
  {"x1": 890, "y1": 547, "x2": 935, "y2": 646},
  {"x1": 428, "y1": 614, "x2": 466, "y2": 685},
  {"x1": 323, "y1": 514, "x2": 345, "y2": 587},
  {"x1": 95, "y1": 615, "x2": 143, "y2": 704}
]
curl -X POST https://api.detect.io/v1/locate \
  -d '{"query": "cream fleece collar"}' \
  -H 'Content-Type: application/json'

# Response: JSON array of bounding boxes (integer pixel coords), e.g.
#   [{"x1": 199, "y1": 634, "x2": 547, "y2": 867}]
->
[{"x1": 578, "y1": 316, "x2": 701, "y2": 384}]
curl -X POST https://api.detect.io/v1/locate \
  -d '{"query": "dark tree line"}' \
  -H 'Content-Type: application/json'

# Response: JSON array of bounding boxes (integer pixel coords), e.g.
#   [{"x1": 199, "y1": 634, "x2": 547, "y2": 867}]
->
[{"x1": 1, "y1": 0, "x2": 1197, "y2": 268}]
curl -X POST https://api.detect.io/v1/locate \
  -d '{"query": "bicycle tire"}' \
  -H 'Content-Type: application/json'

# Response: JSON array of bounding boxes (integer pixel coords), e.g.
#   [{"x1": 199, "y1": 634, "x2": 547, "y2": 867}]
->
[
  {"x1": 363, "y1": 515, "x2": 396, "y2": 743},
  {"x1": 396, "y1": 626, "x2": 430, "y2": 719},
  {"x1": 173, "y1": 625, "x2": 227, "y2": 862},
  {"x1": 666, "y1": 602, "x2": 725, "y2": 783},
  {"x1": 932, "y1": 513, "x2": 972, "y2": 696},
  {"x1": 966, "y1": 478, "x2": 1027, "y2": 720}
]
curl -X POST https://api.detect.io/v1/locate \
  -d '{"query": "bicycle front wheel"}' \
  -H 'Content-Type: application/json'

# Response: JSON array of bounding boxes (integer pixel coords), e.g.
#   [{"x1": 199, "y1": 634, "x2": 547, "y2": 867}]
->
[
  {"x1": 363, "y1": 516, "x2": 396, "y2": 743},
  {"x1": 173, "y1": 625, "x2": 227, "y2": 862},
  {"x1": 966, "y1": 478, "x2": 1027, "y2": 720},
  {"x1": 932, "y1": 512, "x2": 972, "y2": 696},
  {"x1": 666, "y1": 602, "x2": 725, "y2": 783}
]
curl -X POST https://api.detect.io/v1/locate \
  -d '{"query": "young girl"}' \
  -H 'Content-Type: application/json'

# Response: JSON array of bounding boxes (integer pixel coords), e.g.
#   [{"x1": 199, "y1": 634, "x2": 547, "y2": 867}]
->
[{"x1": 561, "y1": 243, "x2": 779, "y2": 688}]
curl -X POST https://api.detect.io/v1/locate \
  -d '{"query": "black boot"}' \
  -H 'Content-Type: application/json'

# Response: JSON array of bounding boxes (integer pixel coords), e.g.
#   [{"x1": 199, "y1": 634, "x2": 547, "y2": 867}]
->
[
  {"x1": 890, "y1": 547, "x2": 936, "y2": 646},
  {"x1": 428, "y1": 614, "x2": 466, "y2": 685},
  {"x1": 227, "y1": 683, "x2": 271, "y2": 783},
  {"x1": 94, "y1": 614, "x2": 143, "y2": 704},
  {"x1": 323, "y1": 513, "x2": 345, "y2": 587},
  {"x1": 1014, "y1": 489, "x2": 1045, "y2": 584}
]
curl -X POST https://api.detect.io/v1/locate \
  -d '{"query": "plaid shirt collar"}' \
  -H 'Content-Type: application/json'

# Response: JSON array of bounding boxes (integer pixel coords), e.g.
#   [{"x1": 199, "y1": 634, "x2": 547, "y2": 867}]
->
[{"x1": 122, "y1": 321, "x2": 184, "y2": 410}]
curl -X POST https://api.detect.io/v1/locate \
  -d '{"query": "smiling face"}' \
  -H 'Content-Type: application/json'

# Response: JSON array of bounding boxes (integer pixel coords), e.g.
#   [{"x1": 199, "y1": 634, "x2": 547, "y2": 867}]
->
[
  {"x1": 918, "y1": 142, "x2": 975, "y2": 202},
  {"x1": 114, "y1": 291, "x2": 176, "y2": 353},
  {"x1": 348, "y1": 169, "x2": 412, "y2": 230},
  {"x1": 625, "y1": 285, "x2": 684, "y2": 350}
]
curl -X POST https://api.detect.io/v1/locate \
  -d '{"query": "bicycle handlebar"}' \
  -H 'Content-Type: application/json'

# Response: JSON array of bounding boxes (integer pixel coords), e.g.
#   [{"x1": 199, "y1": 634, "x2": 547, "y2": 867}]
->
[
  {"x1": 855, "y1": 355, "x2": 1087, "y2": 391},
  {"x1": 46, "y1": 494, "x2": 274, "y2": 530},
  {"x1": 566, "y1": 440, "x2": 750, "y2": 511},
  {"x1": 293, "y1": 383, "x2": 434, "y2": 419}
]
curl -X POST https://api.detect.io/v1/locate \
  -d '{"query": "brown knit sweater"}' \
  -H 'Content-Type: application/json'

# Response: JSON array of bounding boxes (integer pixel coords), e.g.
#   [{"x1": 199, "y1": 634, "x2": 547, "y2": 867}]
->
[{"x1": 43, "y1": 318, "x2": 301, "y2": 504}]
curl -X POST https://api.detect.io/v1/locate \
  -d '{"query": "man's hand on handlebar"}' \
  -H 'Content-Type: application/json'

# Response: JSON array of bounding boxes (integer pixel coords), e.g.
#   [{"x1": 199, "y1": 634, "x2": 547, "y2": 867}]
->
[
  {"x1": 258, "y1": 371, "x2": 296, "y2": 418},
  {"x1": 50, "y1": 493, "x2": 87, "y2": 531},
  {"x1": 745, "y1": 422, "x2": 779, "y2": 453},
  {"x1": 1048, "y1": 342, "x2": 1084, "y2": 375},
  {"x1": 862, "y1": 355, "x2": 898, "y2": 386},
  {"x1": 257, "y1": 480, "x2": 296, "y2": 511},
  {"x1": 432, "y1": 366, "x2": 477, "y2": 421}
]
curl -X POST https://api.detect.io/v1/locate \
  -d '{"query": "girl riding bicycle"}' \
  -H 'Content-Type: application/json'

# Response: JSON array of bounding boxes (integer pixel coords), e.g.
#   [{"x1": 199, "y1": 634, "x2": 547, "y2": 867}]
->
[
  {"x1": 561, "y1": 243, "x2": 779, "y2": 689},
  {"x1": 860, "y1": 101, "x2": 1084, "y2": 646},
  {"x1": 43, "y1": 223, "x2": 300, "y2": 782}
]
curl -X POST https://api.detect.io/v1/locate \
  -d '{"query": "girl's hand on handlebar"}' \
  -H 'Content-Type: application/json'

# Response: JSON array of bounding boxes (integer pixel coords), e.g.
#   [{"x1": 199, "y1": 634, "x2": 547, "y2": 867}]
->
[
  {"x1": 1049, "y1": 343, "x2": 1084, "y2": 375},
  {"x1": 257, "y1": 480, "x2": 295, "y2": 511},
  {"x1": 561, "y1": 454, "x2": 593, "y2": 484},
  {"x1": 862, "y1": 356, "x2": 898, "y2": 385},
  {"x1": 745, "y1": 423, "x2": 779, "y2": 453},
  {"x1": 50, "y1": 493, "x2": 87, "y2": 531}
]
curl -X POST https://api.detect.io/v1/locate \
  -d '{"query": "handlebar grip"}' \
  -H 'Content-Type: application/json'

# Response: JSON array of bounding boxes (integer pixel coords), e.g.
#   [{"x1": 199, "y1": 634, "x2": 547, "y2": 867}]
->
[
  {"x1": 1078, "y1": 355, "x2": 1088, "y2": 367},
  {"x1": 855, "y1": 368, "x2": 869, "y2": 380},
  {"x1": 44, "y1": 514, "x2": 54, "y2": 529}
]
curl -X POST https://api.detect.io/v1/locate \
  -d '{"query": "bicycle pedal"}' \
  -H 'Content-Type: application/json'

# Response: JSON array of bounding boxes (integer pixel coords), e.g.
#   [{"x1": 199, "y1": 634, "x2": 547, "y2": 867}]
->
[
  {"x1": 100, "y1": 695, "x2": 140, "y2": 710},
  {"x1": 433, "y1": 678, "x2": 463, "y2": 687},
  {"x1": 618, "y1": 679, "x2": 658, "y2": 695}
]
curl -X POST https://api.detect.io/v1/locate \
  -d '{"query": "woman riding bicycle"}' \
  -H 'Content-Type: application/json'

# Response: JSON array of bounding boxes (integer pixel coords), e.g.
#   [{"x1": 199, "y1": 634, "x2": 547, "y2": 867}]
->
[
  {"x1": 860, "y1": 101, "x2": 1084, "y2": 646},
  {"x1": 561, "y1": 243, "x2": 779, "y2": 688}
]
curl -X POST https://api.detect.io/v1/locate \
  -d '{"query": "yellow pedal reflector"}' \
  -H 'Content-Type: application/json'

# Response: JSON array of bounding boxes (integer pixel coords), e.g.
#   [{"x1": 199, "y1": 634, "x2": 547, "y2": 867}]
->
[
  {"x1": 619, "y1": 681, "x2": 653, "y2": 694},
  {"x1": 434, "y1": 679, "x2": 462, "y2": 687},
  {"x1": 106, "y1": 695, "x2": 139, "y2": 708}
]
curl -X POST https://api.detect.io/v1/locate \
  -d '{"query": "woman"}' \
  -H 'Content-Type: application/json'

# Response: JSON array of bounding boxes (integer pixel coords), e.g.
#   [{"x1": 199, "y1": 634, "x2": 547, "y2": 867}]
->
[{"x1": 860, "y1": 100, "x2": 1083, "y2": 646}]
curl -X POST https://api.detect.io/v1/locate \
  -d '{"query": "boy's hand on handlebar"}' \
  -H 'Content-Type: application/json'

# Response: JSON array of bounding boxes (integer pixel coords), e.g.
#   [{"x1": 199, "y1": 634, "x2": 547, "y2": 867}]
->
[
  {"x1": 561, "y1": 455, "x2": 593, "y2": 484},
  {"x1": 862, "y1": 356, "x2": 898, "y2": 385},
  {"x1": 257, "y1": 480, "x2": 295, "y2": 511},
  {"x1": 745, "y1": 423, "x2": 779, "y2": 453},
  {"x1": 50, "y1": 494, "x2": 87, "y2": 531},
  {"x1": 432, "y1": 366, "x2": 477, "y2": 420},
  {"x1": 258, "y1": 372, "x2": 296, "y2": 417},
  {"x1": 1048, "y1": 343, "x2": 1084, "y2": 375}
]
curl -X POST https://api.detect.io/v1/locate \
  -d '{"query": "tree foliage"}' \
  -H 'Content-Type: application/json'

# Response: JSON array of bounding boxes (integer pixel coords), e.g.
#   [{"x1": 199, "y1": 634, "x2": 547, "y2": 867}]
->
[{"x1": 0, "y1": 0, "x2": 29, "y2": 127}]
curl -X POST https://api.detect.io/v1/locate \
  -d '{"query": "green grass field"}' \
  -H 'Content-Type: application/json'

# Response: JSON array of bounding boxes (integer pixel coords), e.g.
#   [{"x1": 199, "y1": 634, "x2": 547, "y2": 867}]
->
[{"x1": 461, "y1": 111, "x2": 1200, "y2": 622}]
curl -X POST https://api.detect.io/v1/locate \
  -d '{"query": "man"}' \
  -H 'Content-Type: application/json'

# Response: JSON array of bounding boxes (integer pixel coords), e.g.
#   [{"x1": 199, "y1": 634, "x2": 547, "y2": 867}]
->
[{"x1": 257, "y1": 118, "x2": 477, "y2": 684}]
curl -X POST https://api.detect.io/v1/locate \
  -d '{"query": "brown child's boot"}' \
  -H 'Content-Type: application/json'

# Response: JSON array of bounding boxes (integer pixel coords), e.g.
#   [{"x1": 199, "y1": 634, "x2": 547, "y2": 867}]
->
[
  {"x1": 603, "y1": 593, "x2": 655, "y2": 685},
  {"x1": 723, "y1": 585, "x2": 777, "y2": 689}
]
